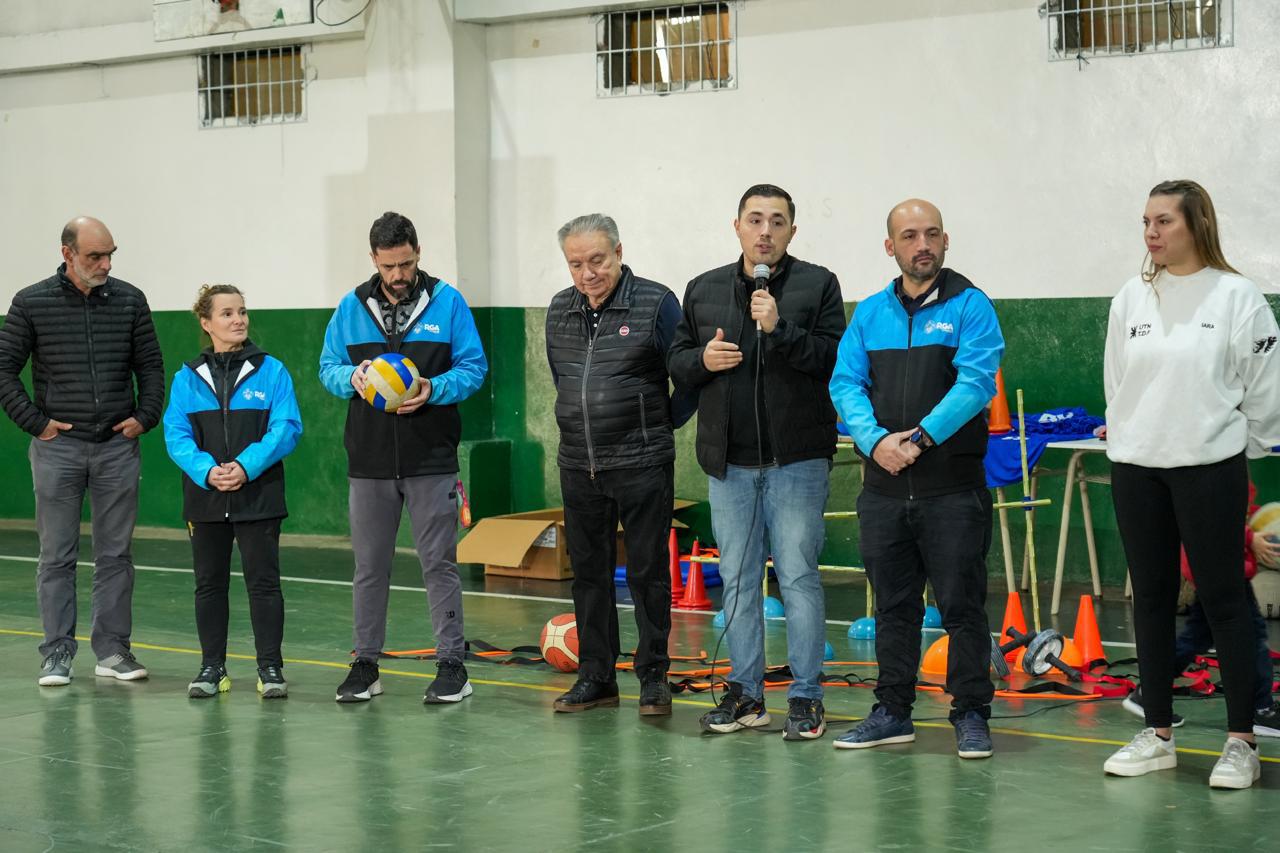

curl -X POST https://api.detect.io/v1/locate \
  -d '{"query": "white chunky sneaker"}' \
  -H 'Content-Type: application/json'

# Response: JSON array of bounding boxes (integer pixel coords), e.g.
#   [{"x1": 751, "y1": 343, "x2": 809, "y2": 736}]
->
[
  {"x1": 1208, "y1": 737, "x2": 1261, "y2": 790},
  {"x1": 1104, "y1": 728, "x2": 1177, "y2": 777}
]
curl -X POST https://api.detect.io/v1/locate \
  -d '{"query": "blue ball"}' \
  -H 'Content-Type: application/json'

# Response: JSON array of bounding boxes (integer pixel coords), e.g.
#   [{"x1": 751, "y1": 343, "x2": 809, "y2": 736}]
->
[
  {"x1": 848, "y1": 616, "x2": 876, "y2": 640},
  {"x1": 922, "y1": 605, "x2": 942, "y2": 629},
  {"x1": 763, "y1": 597, "x2": 785, "y2": 618}
]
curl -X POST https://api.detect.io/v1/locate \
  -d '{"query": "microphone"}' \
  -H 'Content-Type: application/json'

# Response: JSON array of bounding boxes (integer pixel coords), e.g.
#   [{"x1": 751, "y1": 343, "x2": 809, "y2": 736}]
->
[{"x1": 752, "y1": 263, "x2": 770, "y2": 333}]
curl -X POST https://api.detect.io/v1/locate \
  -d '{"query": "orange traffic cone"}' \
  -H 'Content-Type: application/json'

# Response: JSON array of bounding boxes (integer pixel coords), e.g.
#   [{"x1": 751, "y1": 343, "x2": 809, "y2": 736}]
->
[
  {"x1": 1072, "y1": 594, "x2": 1106, "y2": 670},
  {"x1": 680, "y1": 557, "x2": 713, "y2": 611},
  {"x1": 988, "y1": 367, "x2": 1011, "y2": 434},
  {"x1": 1001, "y1": 591, "x2": 1028, "y2": 663},
  {"x1": 669, "y1": 530, "x2": 684, "y2": 603}
]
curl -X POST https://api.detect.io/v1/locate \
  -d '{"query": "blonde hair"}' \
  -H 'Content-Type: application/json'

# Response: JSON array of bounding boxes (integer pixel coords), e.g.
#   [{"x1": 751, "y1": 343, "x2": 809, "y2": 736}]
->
[
  {"x1": 193, "y1": 284, "x2": 245, "y2": 342},
  {"x1": 1142, "y1": 180, "x2": 1240, "y2": 284}
]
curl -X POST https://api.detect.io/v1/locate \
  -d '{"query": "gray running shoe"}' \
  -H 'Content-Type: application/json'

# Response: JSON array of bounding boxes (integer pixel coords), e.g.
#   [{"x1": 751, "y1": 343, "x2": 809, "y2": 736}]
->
[
  {"x1": 38, "y1": 649, "x2": 74, "y2": 686},
  {"x1": 189, "y1": 664, "x2": 231, "y2": 698},
  {"x1": 95, "y1": 652, "x2": 149, "y2": 681}
]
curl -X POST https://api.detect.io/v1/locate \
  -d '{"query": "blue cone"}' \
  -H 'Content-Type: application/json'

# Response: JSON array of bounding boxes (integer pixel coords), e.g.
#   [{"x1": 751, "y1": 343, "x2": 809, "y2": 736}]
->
[
  {"x1": 712, "y1": 609, "x2": 727, "y2": 628},
  {"x1": 763, "y1": 596, "x2": 785, "y2": 618},
  {"x1": 848, "y1": 616, "x2": 876, "y2": 640},
  {"x1": 824, "y1": 641, "x2": 835, "y2": 661},
  {"x1": 922, "y1": 605, "x2": 942, "y2": 629}
]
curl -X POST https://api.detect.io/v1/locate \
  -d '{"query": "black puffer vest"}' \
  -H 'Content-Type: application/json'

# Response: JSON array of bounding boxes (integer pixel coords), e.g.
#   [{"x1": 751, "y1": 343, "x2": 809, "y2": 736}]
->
[{"x1": 546, "y1": 267, "x2": 676, "y2": 474}]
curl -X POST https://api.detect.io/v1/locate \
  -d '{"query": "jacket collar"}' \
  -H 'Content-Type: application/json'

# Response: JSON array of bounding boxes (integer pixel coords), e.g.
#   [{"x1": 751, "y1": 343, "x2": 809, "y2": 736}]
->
[
  {"x1": 734, "y1": 253, "x2": 792, "y2": 286},
  {"x1": 56, "y1": 262, "x2": 111, "y2": 300},
  {"x1": 185, "y1": 339, "x2": 266, "y2": 372},
  {"x1": 564, "y1": 265, "x2": 635, "y2": 313}
]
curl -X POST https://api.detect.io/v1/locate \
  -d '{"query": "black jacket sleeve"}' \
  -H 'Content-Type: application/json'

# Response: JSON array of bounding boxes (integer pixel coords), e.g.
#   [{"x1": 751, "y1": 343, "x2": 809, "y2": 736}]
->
[
  {"x1": 0, "y1": 296, "x2": 48, "y2": 436},
  {"x1": 654, "y1": 291, "x2": 699, "y2": 427},
  {"x1": 129, "y1": 296, "x2": 165, "y2": 430},
  {"x1": 666, "y1": 278, "x2": 717, "y2": 390},
  {"x1": 763, "y1": 271, "x2": 846, "y2": 379}
]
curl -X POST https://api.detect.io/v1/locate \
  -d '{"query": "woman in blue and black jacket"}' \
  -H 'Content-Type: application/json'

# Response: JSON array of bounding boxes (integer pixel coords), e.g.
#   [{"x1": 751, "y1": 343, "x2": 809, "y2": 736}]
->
[{"x1": 163, "y1": 285, "x2": 302, "y2": 699}]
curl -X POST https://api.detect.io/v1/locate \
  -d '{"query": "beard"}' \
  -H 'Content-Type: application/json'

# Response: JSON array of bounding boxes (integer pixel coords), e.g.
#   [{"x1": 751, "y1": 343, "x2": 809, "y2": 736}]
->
[{"x1": 904, "y1": 253, "x2": 942, "y2": 283}]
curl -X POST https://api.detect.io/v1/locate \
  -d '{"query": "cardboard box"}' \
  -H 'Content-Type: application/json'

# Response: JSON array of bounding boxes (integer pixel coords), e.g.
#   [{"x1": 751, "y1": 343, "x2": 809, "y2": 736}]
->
[{"x1": 458, "y1": 500, "x2": 694, "y2": 581}]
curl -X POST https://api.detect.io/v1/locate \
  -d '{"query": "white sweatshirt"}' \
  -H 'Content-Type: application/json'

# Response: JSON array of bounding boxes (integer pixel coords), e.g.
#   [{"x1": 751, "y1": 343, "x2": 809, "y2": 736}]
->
[{"x1": 1104, "y1": 267, "x2": 1280, "y2": 468}]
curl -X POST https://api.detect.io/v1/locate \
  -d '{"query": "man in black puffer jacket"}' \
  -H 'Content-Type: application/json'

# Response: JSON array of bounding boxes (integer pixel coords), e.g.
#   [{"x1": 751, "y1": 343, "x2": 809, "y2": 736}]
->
[
  {"x1": 545, "y1": 213, "x2": 695, "y2": 717},
  {"x1": 0, "y1": 217, "x2": 164, "y2": 686}
]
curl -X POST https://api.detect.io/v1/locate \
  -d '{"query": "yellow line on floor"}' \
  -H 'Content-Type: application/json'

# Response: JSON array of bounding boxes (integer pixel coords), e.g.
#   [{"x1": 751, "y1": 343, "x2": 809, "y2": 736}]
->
[{"x1": 3, "y1": 627, "x2": 1275, "y2": 763}]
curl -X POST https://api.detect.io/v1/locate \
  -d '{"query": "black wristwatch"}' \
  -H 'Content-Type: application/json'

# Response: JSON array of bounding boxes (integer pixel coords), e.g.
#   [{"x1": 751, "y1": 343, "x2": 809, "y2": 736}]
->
[{"x1": 909, "y1": 428, "x2": 933, "y2": 450}]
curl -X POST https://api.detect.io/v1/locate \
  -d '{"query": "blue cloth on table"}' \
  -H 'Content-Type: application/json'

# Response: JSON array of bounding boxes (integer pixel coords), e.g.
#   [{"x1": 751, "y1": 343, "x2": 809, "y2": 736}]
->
[
  {"x1": 985, "y1": 407, "x2": 1103, "y2": 488},
  {"x1": 985, "y1": 433, "x2": 1051, "y2": 488}
]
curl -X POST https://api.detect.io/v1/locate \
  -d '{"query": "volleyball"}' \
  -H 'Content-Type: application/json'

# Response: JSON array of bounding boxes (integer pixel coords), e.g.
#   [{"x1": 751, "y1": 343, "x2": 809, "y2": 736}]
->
[
  {"x1": 363, "y1": 353, "x2": 420, "y2": 412},
  {"x1": 539, "y1": 613, "x2": 579, "y2": 672}
]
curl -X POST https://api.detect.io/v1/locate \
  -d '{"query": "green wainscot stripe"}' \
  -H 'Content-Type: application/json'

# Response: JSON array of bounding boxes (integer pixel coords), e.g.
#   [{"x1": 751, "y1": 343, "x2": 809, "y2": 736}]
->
[{"x1": 2, "y1": 296, "x2": 1278, "y2": 584}]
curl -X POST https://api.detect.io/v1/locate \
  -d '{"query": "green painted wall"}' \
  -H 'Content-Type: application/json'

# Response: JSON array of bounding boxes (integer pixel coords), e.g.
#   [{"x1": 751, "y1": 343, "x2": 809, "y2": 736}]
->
[{"x1": 4, "y1": 297, "x2": 1279, "y2": 584}]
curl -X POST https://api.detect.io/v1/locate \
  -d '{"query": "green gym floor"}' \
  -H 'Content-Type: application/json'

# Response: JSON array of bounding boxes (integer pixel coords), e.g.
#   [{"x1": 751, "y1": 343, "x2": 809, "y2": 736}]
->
[{"x1": 0, "y1": 528, "x2": 1275, "y2": 853}]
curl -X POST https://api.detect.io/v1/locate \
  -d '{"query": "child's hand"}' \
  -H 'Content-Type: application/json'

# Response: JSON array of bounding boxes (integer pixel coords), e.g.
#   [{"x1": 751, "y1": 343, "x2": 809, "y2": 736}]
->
[{"x1": 1093, "y1": 425, "x2": 1107, "y2": 440}]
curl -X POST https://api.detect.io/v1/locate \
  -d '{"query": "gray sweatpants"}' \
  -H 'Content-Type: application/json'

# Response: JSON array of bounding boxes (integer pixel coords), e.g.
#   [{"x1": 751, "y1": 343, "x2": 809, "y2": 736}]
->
[
  {"x1": 29, "y1": 433, "x2": 141, "y2": 660},
  {"x1": 348, "y1": 473, "x2": 464, "y2": 662}
]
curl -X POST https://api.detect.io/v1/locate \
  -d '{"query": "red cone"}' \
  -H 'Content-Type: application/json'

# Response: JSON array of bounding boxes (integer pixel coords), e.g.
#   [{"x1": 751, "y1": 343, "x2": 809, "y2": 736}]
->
[{"x1": 669, "y1": 529, "x2": 685, "y2": 603}]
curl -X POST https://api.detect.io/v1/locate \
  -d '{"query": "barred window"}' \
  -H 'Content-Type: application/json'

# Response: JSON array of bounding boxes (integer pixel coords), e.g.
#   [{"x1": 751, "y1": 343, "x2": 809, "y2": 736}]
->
[
  {"x1": 596, "y1": 3, "x2": 736, "y2": 97},
  {"x1": 1041, "y1": 0, "x2": 1233, "y2": 61},
  {"x1": 198, "y1": 45, "x2": 307, "y2": 128}
]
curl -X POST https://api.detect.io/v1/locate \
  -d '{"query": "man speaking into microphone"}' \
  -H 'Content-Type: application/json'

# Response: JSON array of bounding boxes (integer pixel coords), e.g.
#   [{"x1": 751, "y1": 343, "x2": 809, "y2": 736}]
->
[{"x1": 668, "y1": 184, "x2": 846, "y2": 741}]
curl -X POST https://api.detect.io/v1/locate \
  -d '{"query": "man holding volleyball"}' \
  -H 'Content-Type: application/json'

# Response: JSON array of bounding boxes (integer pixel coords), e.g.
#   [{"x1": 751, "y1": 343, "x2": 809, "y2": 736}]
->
[{"x1": 319, "y1": 211, "x2": 488, "y2": 704}]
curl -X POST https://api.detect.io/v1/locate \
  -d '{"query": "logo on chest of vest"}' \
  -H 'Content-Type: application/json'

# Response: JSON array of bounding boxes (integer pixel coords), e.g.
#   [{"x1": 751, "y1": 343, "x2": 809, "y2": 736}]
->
[
  {"x1": 923, "y1": 320, "x2": 953, "y2": 335},
  {"x1": 413, "y1": 322, "x2": 442, "y2": 336},
  {"x1": 242, "y1": 389, "x2": 267, "y2": 402},
  {"x1": 619, "y1": 325, "x2": 630, "y2": 337}
]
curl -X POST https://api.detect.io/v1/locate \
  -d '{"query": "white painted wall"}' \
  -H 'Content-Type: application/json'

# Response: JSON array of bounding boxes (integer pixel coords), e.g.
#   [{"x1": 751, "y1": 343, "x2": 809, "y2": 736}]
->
[
  {"x1": 0, "y1": 1, "x2": 477, "y2": 312},
  {"x1": 487, "y1": 0, "x2": 1280, "y2": 305},
  {"x1": 2, "y1": 1, "x2": 1276, "y2": 312}
]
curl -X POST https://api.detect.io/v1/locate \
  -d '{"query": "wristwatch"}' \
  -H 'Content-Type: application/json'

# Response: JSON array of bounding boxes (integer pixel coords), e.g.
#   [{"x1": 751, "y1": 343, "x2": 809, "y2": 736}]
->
[{"x1": 909, "y1": 428, "x2": 933, "y2": 450}]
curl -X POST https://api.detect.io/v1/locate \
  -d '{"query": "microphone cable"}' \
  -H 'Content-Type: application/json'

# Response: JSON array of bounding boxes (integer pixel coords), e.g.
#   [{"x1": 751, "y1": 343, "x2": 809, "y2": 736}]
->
[{"x1": 705, "y1": 273, "x2": 768, "y2": 712}]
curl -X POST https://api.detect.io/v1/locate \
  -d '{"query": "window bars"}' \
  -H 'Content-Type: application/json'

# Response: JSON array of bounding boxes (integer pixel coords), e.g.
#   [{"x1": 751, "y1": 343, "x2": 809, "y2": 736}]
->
[
  {"x1": 198, "y1": 45, "x2": 307, "y2": 128},
  {"x1": 1041, "y1": 0, "x2": 1233, "y2": 61},
  {"x1": 596, "y1": 3, "x2": 736, "y2": 97}
]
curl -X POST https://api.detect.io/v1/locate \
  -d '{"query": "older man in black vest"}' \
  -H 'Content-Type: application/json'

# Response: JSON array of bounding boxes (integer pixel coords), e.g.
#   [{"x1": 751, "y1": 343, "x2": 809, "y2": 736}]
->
[{"x1": 545, "y1": 213, "x2": 694, "y2": 716}]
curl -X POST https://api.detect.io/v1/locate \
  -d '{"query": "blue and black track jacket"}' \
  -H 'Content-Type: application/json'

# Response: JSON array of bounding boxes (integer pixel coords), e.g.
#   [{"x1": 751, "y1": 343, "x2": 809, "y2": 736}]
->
[
  {"x1": 830, "y1": 269, "x2": 1004, "y2": 499},
  {"x1": 318, "y1": 272, "x2": 488, "y2": 479},
  {"x1": 163, "y1": 341, "x2": 302, "y2": 523}
]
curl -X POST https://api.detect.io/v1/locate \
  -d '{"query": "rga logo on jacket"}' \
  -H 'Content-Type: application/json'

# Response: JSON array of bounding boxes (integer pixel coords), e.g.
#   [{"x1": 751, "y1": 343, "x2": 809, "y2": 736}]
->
[{"x1": 923, "y1": 320, "x2": 954, "y2": 335}]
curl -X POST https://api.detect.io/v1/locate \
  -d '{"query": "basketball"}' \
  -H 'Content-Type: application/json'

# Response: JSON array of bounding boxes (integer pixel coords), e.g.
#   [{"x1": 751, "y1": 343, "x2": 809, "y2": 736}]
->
[
  {"x1": 539, "y1": 613, "x2": 579, "y2": 672},
  {"x1": 363, "y1": 353, "x2": 420, "y2": 412}
]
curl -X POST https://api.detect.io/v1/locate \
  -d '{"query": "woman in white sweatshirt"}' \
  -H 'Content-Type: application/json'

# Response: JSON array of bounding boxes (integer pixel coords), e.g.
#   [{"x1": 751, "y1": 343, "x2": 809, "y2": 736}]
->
[{"x1": 1102, "y1": 179, "x2": 1280, "y2": 789}]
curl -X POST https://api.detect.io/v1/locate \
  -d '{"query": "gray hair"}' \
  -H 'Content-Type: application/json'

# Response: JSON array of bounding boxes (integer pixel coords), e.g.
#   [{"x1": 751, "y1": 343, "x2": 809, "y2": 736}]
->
[{"x1": 557, "y1": 213, "x2": 620, "y2": 250}]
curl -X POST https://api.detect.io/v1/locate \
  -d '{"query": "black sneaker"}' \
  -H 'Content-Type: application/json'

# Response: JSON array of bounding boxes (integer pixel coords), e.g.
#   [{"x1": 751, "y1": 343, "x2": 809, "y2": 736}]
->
[
  {"x1": 189, "y1": 664, "x2": 231, "y2": 698},
  {"x1": 424, "y1": 660, "x2": 473, "y2": 704},
  {"x1": 638, "y1": 676, "x2": 672, "y2": 716},
  {"x1": 335, "y1": 658, "x2": 382, "y2": 703},
  {"x1": 1122, "y1": 686, "x2": 1184, "y2": 728},
  {"x1": 553, "y1": 678, "x2": 620, "y2": 712},
  {"x1": 699, "y1": 682, "x2": 770, "y2": 734},
  {"x1": 1255, "y1": 701, "x2": 1280, "y2": 738},
  {"x1": 953, "y1": 710, "x2": 993, "y2": 759},
  {"x1": 257, "y1": 666, "x2": 287, "y2": 699},
  {"x1": 782, "y1": 697, "x2": 826, "y2": 741}
]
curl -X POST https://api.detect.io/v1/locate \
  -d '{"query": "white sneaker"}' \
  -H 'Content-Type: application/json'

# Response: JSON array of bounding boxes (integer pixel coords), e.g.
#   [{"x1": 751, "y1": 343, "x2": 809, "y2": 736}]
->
[
  {"x1": 1104, "y1": 728, "x2": 1177, "y2": 777},
  {"x1": 1208, "y1": 737, "x2": 1261, "y2": 789}
]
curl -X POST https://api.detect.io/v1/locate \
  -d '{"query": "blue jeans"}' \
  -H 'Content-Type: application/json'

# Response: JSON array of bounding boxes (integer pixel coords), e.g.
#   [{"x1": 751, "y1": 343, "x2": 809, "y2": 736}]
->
[
  {"x1": 1174, "y1": 588, "x2": 1273, "y2": 711},
  {"x1": 708, "y1": 459, "x2": 829, "y2": 700}
]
